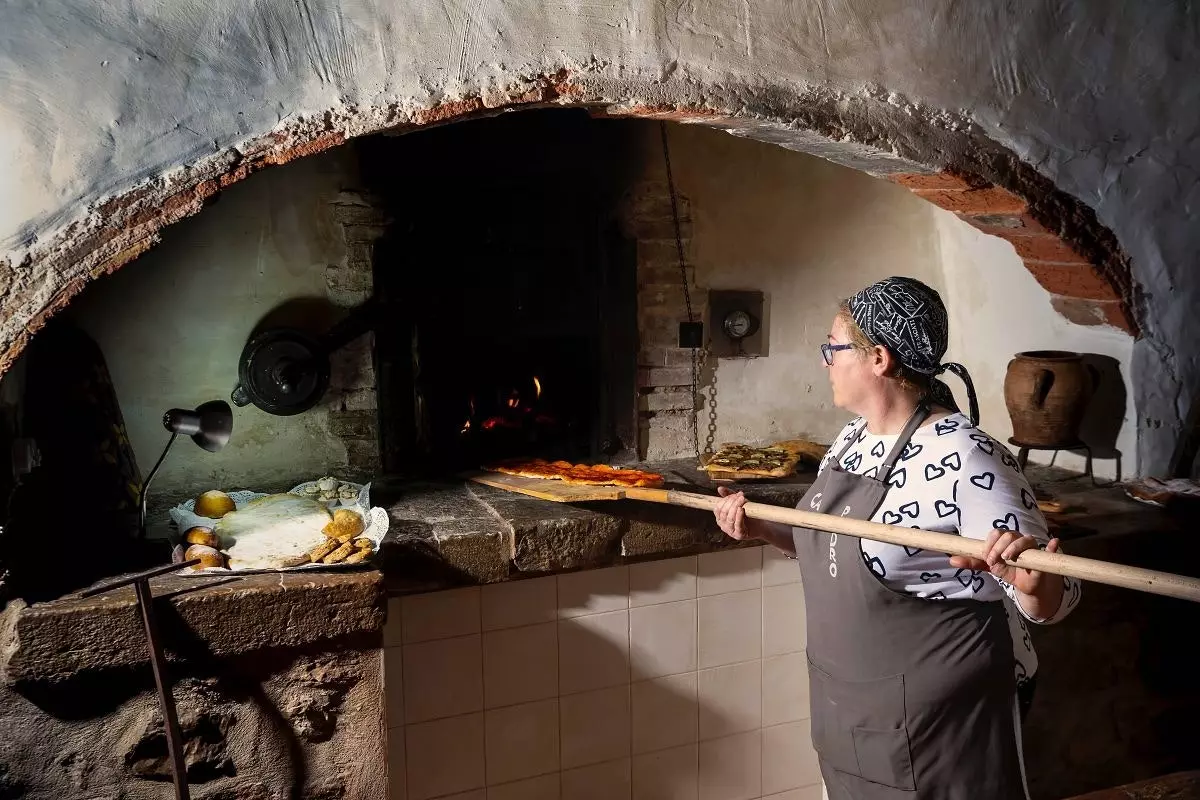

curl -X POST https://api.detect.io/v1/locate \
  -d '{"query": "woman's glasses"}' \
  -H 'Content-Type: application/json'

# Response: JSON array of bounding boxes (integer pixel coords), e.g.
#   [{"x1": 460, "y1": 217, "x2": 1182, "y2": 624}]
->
[{"x1": 820, "y1": 342, "x2": 854, "y2": 366}]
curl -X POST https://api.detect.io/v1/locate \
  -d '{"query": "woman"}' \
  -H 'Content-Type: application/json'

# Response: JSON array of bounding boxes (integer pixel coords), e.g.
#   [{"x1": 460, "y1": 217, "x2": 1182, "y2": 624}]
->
[{"x1": 713, "y1": 276, "x2": 1080, "y2": 800}]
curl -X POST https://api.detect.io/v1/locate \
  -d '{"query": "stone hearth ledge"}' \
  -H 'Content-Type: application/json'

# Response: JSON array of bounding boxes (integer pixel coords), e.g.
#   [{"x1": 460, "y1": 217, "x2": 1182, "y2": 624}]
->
[
  {"x1": 2, "y1": 570, "x2": 384, "y2": 685},
  {"x1": 374, "y1": 459, "x2": 813, "y2": 591}
]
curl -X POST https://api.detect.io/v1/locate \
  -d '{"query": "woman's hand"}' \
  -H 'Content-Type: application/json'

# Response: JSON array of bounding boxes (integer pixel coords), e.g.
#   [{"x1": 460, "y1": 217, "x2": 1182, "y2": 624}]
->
[
  {"x1": 714, "y1": 486, "x2": 756, "y2": 541},
  {"x1": 950, "y1": 529, "x2": 1063, "y2": 597}
]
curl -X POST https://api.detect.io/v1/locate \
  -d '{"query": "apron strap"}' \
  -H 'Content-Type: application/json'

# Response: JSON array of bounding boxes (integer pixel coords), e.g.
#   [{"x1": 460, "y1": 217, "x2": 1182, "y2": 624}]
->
[{"x1": 877, "y1": 403, "x2": 931, "y2": 483}]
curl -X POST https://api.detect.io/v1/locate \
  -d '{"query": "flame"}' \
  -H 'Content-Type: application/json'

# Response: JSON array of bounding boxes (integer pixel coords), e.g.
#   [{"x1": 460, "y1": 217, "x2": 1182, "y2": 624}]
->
[
  {"x1": 507, "y1": 388, "x2": 520, "y2": 409},
  {"x1": 533, "y1": 376, "x2": 542, "y2": 400},
  {"x1": 461, "y1": 396, "x2": 476, "y2": 434}
]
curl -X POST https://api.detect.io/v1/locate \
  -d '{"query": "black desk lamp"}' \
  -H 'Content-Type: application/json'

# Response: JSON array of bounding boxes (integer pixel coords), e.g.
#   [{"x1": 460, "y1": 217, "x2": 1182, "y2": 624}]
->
[{"x1": 138, "y1": 400, "x2": 233, "y2": 538}]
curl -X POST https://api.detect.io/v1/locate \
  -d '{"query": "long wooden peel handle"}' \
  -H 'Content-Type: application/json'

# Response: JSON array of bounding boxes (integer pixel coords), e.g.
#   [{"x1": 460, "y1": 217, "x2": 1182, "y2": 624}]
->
[{"x1": 623, "y1": 488, "x2": 1200, "y2": 604}]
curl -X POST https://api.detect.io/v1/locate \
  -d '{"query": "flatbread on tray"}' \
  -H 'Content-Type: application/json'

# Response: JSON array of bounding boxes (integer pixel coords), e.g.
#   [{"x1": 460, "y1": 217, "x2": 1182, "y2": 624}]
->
[{"x1": 700, "y1": 439, "x2": 828, "y2": 479}]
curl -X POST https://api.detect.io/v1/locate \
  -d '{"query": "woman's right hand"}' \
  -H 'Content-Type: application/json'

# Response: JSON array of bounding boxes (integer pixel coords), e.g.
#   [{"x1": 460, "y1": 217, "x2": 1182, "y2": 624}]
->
[{"x1": 714, "y1": 486, "x2": 757, "y2": 541}]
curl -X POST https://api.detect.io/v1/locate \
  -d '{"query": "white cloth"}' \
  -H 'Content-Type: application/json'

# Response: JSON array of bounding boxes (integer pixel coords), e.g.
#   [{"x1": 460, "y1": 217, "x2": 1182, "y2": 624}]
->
[{"x1": 817, "y1": 412, "x2": 1082, "y2": 685}]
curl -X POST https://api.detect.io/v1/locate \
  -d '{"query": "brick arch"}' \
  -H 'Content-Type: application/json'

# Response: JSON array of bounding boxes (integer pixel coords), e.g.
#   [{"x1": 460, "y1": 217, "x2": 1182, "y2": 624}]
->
[
  {"x1": 885, "y1": 172, "x2": 1134, "y2": 332},
  {"x1": 0, "y1": 76, "x2": 1138, "y2": 376}
]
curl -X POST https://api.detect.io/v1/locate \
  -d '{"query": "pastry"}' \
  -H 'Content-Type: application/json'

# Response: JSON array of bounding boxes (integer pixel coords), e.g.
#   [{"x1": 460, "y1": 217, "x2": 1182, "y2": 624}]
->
[
  {"x1": 184, "y1": 526, "x2": 221, "y2": 548},
  {"x1": 344, "y1": 547, "x2": 372, "y2": 564},
  {"x1": 194, "y1": 490, "x2": 237, "y2": 519},
  {"x1": 308, "y1": 538, "x2": 340, "y2": 563},
  {"x1": 323, "y1": 508, "x2": 365, "y2": 540},
  {"x1": 184, "y1": 544, "x2": 226, "y2": 569},
  {"x1": 322, "y1": 540, "x2": 356, "y2": 564},
  {"x1": 317, "y1": 476, "x2": 338, "y2": 492}
]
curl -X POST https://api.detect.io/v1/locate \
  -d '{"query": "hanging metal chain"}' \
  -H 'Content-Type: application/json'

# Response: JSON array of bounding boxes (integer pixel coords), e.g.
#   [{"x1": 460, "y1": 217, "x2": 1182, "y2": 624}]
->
[
  {"x1": 704, "y1": 349, "x2": 718, "y2": 455},
  {"x1": 660, "y1": 122, "x2": 704, "y2": 458}
]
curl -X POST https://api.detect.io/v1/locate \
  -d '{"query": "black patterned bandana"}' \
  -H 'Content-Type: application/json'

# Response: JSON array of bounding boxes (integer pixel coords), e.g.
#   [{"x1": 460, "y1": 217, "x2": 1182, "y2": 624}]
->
[{"x1": 846, "y1": 276, "x2": 980, "y2": 424}]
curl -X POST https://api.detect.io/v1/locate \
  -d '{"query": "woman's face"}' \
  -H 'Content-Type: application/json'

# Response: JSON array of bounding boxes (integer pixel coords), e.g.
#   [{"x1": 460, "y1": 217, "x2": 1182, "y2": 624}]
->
[{"x1": 826, "y1": 315, "x2": 875, "y2": 412}]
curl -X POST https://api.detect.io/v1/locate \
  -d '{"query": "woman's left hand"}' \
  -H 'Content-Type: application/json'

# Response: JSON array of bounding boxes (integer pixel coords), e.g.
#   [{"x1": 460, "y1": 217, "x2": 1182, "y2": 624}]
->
[{"x1": 949, "y1": 530, "x2": 1060, "y2": 595}]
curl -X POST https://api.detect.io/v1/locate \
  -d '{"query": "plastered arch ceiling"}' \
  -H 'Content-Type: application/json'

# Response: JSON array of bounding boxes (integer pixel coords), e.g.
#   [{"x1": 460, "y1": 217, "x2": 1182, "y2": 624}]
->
[{"x1": 2, "y1": 0, "x2": 1196, "y2": 474}]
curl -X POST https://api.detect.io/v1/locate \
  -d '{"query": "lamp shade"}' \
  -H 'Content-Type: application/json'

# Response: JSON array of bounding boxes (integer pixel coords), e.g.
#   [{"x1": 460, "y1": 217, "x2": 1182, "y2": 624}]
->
[{"x1": 162, "y1": 400, "x2": 233, "y2": 452}]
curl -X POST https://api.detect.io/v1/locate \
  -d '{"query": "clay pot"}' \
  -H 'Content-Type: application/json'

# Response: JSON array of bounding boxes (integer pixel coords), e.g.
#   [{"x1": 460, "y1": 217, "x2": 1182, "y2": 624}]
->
[{"x1": 1003, "y1": 351, "x2": 1096, "y2": 446}]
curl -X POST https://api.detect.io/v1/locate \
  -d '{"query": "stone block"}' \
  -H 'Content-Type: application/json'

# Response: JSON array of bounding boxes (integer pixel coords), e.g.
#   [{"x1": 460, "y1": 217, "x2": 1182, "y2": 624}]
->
[
  {"x1": 620, "y1": 503, "x2": 727, "y2": 557},
  {"x1": 638, "y1": 264, "x2": 696, "y2": 286},
  {"x1": 339, "y1": 223, "x2": 389, "y2": 243},
  {"x1": 432, "y1": 518, "x2": 513, "y2": 583},
  {"x1": 382, "y1": 484, "x2": 512, "y2": 584},
  {"x1": 344, "y1": 439, "x2": 381, "y2": 479},
  {"x1": 484, "y1": 499, "x2": 625, "y2": 573},
  {"x1": 329, "y1": 203, "x2": 390, "y2": 227},
  {"x1": 4, "y1": 571, "x2": 385, "y2": 683},
  {"x1": 637, "y1": 367, "x2": 692, "y2": 388},
  {"x1": 329, "y1": 409, "x2": 378, "y2": 440},
  {"x1": 641, "y1": 389, "x2": 695, "y2": 412},
  {"x1": 335, "y1": 388, "x2": 378, "y2": 413},
  {"x1": 328, "y1": 288, "x2": 373, "y2": 308},
  {"x1": 326, "y1": 264, "x2": 374, "y2": 293},
  {"x1": 329, "y1": 338, "x2": 375, "y2": 391},
  {"x1": 638, "y1": 346, "x2": 670, "y2": 367},
  {"x1": 646, "y1": 426, "x2": 693, "y2": 460}
]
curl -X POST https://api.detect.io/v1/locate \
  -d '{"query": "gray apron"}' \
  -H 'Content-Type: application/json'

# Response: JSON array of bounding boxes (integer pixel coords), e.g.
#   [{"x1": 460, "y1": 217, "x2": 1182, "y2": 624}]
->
[{"x1": 793, "y1": 407, "x2": 1025, "y2": 800}]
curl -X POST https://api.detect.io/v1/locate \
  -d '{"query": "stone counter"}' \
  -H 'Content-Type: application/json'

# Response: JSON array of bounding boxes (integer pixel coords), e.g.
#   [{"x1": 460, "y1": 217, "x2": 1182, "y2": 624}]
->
[{"x1": 373, "y1": 459, "x2": 813, "y2": 591}]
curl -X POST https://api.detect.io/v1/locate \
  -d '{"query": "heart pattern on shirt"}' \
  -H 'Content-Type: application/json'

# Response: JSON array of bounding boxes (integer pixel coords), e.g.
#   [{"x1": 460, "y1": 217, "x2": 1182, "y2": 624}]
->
[
  {"x1": 1020, "y1": 488, "x2": 1037, "y2": 510},
  {"x1": 900, "y1": 443, "x2": 924, "y2": 461},
  {"x1": 955, "y1": 568, "x2": 986, "y2": 593},
  {"x1": 843, "y1": 452, "x2": 863, "y2": 471},
  {"x1": 970, "y1": 433, "x2": 995, "y2": 455},
  {"x1": 970, "y1": 472, "x2": 996, "y2": 491},
  {"x1": 940, "y1": 452, "x2": 962, "y2": 471},
  {"x1": 882, "y1": 510, "x2": 904, "y2": 525},
  {"x1": 898, "y1": 502, "x2": 919, "y2": 518},
  {"x1": 887, "y1": 468, "x2": 906, "y2": 488},
  {"x1": 925, "y1": 463, "x2": 946, "y2": 481},
  {"x1": 871, "y1": 441, "x2": 885, "y2": 458},
  {"x1": 935, "y1": 419, "x2": 960, "y2": 436},
  {"x1": 934, "y1": 499, "x2": 959, "y2": 518},
  {"x1": 919, "y1": 571, "x2": 942, "y2": 582},
  {"x1": 863, "y1": 553, "x2": 887, "y2": 578},
  {"x1": 993, "y1": 513, "x2": 1020, "y2": 532}
]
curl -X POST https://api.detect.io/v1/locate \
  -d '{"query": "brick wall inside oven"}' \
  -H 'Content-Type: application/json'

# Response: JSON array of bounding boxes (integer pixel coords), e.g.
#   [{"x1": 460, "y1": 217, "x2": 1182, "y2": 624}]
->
[
  {"x1": 621, "y1": 181, "x2": 709, "y2": 461},
  {"x1": 328, "y1": 191, "x2": 387, "y2": 478}
]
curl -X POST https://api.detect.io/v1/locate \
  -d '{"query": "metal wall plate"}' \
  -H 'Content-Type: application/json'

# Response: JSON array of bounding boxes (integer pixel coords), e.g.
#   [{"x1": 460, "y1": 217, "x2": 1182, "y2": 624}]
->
[{"x1": 708, "y1": 289, "x2": 766, "y2": 358}]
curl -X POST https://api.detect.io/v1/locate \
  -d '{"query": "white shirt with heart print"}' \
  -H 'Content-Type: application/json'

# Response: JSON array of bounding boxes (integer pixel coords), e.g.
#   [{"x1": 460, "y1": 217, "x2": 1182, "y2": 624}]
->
[{"x1": 817, "y1": 412, "x2": 1083, "y2": 687}]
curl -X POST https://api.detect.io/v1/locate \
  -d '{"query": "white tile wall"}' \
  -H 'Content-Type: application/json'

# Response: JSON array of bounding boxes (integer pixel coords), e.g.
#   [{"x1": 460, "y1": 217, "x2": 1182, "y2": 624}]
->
[{"x1": 384, "y1": 549, "x2": 820, "y2": 800}]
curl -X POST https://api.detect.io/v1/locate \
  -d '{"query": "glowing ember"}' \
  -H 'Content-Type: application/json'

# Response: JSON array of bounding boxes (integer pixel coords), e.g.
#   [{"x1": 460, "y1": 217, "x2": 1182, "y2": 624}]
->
[{"x1": 533, "y1": 376, "x2": 542, "y2": 399}]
